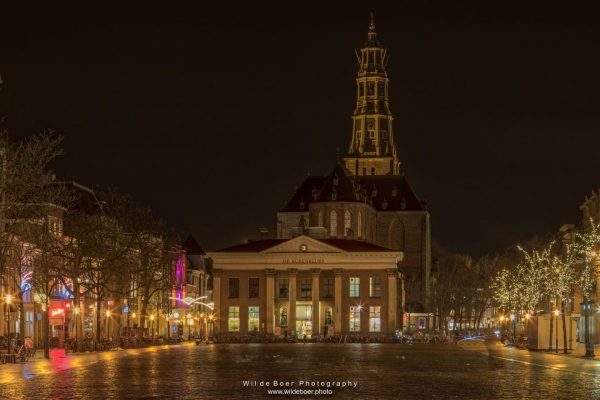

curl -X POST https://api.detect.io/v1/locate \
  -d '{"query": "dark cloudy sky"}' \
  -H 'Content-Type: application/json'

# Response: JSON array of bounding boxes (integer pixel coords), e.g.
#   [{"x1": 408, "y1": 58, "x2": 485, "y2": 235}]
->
[{"x1": 1, "y1": 3, "x2": 599, "y2": 255}]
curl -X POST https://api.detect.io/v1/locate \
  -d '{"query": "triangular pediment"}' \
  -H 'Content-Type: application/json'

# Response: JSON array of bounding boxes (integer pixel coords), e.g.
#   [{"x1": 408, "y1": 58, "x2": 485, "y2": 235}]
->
[{"x1": 261, "y1": 235, "x2": 344, "y2": 254}]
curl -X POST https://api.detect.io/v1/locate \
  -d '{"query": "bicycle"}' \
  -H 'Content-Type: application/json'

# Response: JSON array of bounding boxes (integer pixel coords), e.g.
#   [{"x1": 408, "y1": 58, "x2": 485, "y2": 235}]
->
[{"x1": 13, "y1": 344, "x2": 35, "y2": 362}]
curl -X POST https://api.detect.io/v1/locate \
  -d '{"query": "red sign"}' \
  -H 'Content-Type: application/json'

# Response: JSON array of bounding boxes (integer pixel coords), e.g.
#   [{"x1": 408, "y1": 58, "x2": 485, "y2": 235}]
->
[{"x1": 51, "y1": 308, "x2": 65, "y2": 317}]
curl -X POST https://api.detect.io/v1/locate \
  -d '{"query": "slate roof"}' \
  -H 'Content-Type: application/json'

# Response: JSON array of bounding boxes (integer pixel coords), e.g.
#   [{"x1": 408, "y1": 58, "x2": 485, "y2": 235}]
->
[
  {"x1": 281, "y1": 176, "x2": 325, "y2": 212},
  {"x1": 280, "y1": 163, "x2": 425, "y2": 213}
]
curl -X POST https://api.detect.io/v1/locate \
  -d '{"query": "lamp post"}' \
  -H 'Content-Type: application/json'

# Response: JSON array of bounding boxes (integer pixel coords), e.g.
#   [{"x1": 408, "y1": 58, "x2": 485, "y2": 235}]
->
[{"x1": 6, "y1": 294, "x2": 12, "y2": 354}]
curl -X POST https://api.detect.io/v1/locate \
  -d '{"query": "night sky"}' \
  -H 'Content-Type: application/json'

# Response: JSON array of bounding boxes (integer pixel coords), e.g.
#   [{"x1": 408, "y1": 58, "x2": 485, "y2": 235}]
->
[{"x1": 1, "y1": 3, "x2": 599, "y2": 256}]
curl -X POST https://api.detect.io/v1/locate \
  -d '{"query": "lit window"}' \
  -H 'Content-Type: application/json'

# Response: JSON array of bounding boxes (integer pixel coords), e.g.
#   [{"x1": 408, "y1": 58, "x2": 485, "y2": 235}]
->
[
  {"x1": 280, "y1": 307, "x2": 288, "y2": 328},
  {"x1": 329, "y1": 210, "x2": 337, "y2": 237},
  {"x1": 228, "y1": 306, "x2": 239, "y2": 332},
  {"x1": 369, "y1": 277, "x2": 381, "y2": 297},
  {"x1": 344, "y1": 210, "x2": 351, "y2": 236},
  {"x1": 350, "y1": 306, "x2": 361, "y2": 332},
  {"x1": 369, "y1": 306, "x2": 381, "y2": 332},
  {"x1": 318, "y1": 211, "x2": 323, "y2": 227},
  {"x1": 349, "y1": 277, "x2": 360, "y2": 298},
  {"x1": 248, "y1": 306, "x2": 260, "y2": 332},
  {"x1": 324, "y1": 307, "x2": 333, "y2": 325}
]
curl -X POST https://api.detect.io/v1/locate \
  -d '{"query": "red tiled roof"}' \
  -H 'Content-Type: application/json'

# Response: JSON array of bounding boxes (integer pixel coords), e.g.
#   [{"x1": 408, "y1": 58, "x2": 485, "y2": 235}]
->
[{"x1": 213, "y1": 238, "x2": 394, "y2": 253}]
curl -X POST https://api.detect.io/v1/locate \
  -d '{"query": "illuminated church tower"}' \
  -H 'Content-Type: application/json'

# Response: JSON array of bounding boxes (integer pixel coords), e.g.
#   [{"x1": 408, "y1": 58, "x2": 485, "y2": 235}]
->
[
  {"x1": 344, "y1": 14, "x2": 400, "y2": 176},
  {"x1": 278, "y1": 15, "x2": 431, "y2": 313}
]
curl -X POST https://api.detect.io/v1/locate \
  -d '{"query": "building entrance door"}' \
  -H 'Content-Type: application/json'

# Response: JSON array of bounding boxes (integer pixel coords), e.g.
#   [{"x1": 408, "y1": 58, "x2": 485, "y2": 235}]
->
[
  {"x1": 296, "y1": 320, "x2": 312, "y2": 338},
  {"x1": 295, "y1": 303, "x2": 312, "y2": 338}
]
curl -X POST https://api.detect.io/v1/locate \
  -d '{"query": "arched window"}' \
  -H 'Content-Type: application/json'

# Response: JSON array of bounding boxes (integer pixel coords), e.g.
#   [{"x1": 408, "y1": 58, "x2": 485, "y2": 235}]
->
[
  {"x1": 324, "y1": 307, "x2": 333, "y2": 326},
  {"x1": 357, "y1": 211, "x2": 362, "y2": 238},
  {"x1": 280, "y1": 307, "x2": 288, "y2": 328},
  {"x1": 329, "y1": 210, "x2": 337, "y2": 237},
  {"x1": 318, "y1": 211, "x2": 323, "y2": 227},
  {"x1": 344, "y1": 210, "x2": 352, "y2": 236}
]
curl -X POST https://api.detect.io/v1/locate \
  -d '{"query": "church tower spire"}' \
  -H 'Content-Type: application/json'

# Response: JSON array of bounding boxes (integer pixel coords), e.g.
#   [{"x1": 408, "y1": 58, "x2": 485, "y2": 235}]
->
[{"x1": 344, "y1": 13, "x2": 400, "y2": 176}]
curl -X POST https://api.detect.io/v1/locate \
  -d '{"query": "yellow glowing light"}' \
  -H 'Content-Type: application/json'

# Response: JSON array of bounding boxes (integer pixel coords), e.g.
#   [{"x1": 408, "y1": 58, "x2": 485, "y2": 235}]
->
[
  {"x1": 186, "y1": 313, "x2": 192, "y2": 319},
  {"x1": 150, "y1": 315, "x2": 155, "y2": 321},
  {"x1": 74, "y1": 307, "x2": 80, "y2": 314},
  {"x1": 510, "y1": 314, "x2": 515, "y2": 321},
  {"x1": 499, "y1": 316, "x2": 505, "y2": 321},
  {"x1": 5, "y1": 294, "x2": 12, "y2": 304},
  {"x1": 525, "y1": 313, "x2": 530, "y2": 319},
  {"x1": 106, "y1": 310, "x2": 111, "y2": 317},
  {"x1": 554, "y1": 309, "x2": 560, "y2": 316},
  {"x1": 132, "y1": 312, "x2": 136, "y2": 319}
]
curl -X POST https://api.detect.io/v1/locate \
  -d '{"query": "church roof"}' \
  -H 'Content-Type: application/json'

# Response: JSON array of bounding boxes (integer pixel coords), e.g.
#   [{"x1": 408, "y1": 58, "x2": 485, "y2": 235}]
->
[
  {"x1": 280, "y1": 164, "x2": 425, "y2": 213},
  {"x1": 281, "y1": 175, "x2": 325, "y2": 212},
  {"x1": 315, "y1": 163, "x2": 359, "y2": 203},
  {"x1": 355, "y1": 175, "x2": 425, "y2": 212},
  {"x1": 213, "y1": 237, "x2": 392, "y2": 253}
]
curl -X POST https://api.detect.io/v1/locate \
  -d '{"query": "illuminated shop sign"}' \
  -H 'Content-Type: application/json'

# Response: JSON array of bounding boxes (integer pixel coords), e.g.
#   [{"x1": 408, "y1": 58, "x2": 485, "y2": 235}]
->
[{"x1": 51, "y1": 308, "x2": 65, "y2": 317}]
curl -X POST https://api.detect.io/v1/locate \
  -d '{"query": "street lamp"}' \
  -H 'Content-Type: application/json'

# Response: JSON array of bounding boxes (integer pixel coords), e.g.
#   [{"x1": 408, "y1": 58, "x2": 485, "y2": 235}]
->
[
  {"x1": 5, "y1": 294, "x2": 12, "y2": 354},
  {"x1": 105, "y1": 310, "x2": 111, "y2": 340}
]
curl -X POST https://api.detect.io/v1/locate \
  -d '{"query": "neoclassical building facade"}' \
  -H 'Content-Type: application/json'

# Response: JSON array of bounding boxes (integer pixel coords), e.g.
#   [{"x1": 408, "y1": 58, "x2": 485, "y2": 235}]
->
[{"x1": 208, "y1": 236, "x2": 402, "y2": 337}]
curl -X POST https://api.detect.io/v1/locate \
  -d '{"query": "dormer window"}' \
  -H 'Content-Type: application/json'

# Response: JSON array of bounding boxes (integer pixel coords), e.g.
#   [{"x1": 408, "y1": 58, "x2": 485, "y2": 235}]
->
[
  {"x1": 391, "y1": 185, "x2": 397, "y2": 197},
  {"x1": 371, "y1": 186, "x2": 377, "y2": 197},
  {"x1": 299, "y1": 198, "x2": 305, "y2": 209},
  {"x1": 312, "y1": 185, "x2": 319, "y2": 200},
  {"x1": 382, "y1": 198, "x2": 388, "y2": 210},
  {"x1": 331, "y1": 191, "x2": 337, "y2": 201},
  {"x1": 400, "y1": 197, "x2": 407, "y2": 210},
  {"x1": 333, "y1": 174, "x2": 339, "y2": 186}
]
